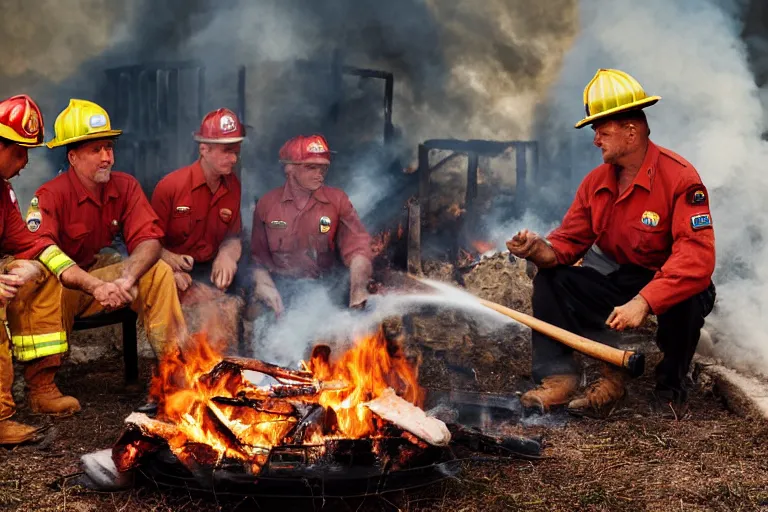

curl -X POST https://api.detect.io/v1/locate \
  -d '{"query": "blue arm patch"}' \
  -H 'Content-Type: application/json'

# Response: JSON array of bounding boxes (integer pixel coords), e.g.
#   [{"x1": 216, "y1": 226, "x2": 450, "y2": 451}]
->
[{"x1": 691, "y1": 213, "x2": 712, "y2": 230}]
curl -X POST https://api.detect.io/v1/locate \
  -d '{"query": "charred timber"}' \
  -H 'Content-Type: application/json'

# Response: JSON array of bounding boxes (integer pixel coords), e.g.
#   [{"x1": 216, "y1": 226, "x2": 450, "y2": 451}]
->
[
  {"x1": 448, "y1": 424, "x2": 542, "y2": 459},
  {"x1": 211, "y1": 395, "x2": 297, "y2": 416},
  {"x1": 224, "y1": 356, "x2": 314, "y2": 384}
]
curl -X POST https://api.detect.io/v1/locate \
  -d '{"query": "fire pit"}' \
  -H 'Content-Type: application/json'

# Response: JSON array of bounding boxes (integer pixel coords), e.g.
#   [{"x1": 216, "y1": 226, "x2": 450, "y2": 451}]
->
[
  {"x1": 68, "y1": 327, "x2": 541, "y2": 501},
  {"x1": 104, "y1": 329, "x2": 466, "y2": 497}
]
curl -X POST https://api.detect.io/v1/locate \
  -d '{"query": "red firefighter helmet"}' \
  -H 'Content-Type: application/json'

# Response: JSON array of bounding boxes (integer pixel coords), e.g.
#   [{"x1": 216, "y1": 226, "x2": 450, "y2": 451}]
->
[
  {"x1": 193, "y1": 108, "x2": 245, "y2": 144},
  {"x1": 0, "y1": 95, "x2": 45, "y2": 147},
  {"x1": 278, "y1": 134, "x2": 333, "y2": 165}
]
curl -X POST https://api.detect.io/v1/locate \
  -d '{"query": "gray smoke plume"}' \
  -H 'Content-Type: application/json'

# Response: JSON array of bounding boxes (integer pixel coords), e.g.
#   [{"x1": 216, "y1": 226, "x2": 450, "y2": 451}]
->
[{"x1": 534, "y1": 0, "x2": 768, "y2": 375}]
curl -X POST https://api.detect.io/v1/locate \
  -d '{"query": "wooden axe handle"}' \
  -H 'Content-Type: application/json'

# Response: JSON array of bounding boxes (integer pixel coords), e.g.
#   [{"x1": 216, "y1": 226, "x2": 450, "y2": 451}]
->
[
  {"x1": 476, "y1": 298, "x2": 644, "y2": 377},
  {"x1": 403, "y1": 273, "x2": 644, "y2": 377}
]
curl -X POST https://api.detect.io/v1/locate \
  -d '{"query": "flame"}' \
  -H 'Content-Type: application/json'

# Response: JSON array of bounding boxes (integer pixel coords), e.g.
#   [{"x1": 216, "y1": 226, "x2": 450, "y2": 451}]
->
[
  {"x1": 371, "y1": 222, "x2": 404, "y2": 257},
  {"x1": 309, "y1": 329, "x2": 423, "y2": 440},
  {"x1": 146, "y1": 328, "x2": 423, "y2": 470},
  {"x1": 446, "y1": 203, "x2": 465, "y2": 218},
  {"x1": 371, "y1": 230, "x2": 392, "y2": 257},
  {"x1": 471, "y1": 240, "x2": 496, "y2": 254}
]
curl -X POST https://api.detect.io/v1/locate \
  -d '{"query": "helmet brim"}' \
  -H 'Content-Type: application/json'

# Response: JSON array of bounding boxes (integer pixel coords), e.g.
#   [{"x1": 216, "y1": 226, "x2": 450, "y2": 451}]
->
[
  {"x1": 46, "y1": 130, "x2": 123, "y2": 148},
  {"x1": 0, "y1": 124, "x2": 42, "y2": 146},
  {"x1": 194, "y1": 134, "x2": 245, "y2": 144},
  {"x1": 280, "y1": 156, "x2": 331, "y2": 165},
  {"x1": 574, "y1": 96, "x2": 661, "y2": 129}
]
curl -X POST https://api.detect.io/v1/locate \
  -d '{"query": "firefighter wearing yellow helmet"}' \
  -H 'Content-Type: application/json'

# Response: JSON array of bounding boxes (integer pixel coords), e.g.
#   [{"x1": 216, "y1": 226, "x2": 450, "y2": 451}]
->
[
  {"x1": 507, "y1": 69, "x2": 716, "y2": 416},
  {"x1": 45, "y1": 98, "x2": 122, "y2": 148},
  {"x1": 6, "y1": 99, "x2": 188, "y2": 417}
]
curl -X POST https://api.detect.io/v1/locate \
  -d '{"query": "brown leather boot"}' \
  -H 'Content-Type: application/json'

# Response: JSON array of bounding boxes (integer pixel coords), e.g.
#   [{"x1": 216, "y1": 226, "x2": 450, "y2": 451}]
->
[
  {"x1": 0, "y1": 419, "x2": 44, "y2": 444},
  {"x1": 24, "y1": 355, "x2": 81, "y2": 416},
  {"x1": 568, "y1": 364, "x2": 628, "y2": 415},
  {"x1": 520, "y1": 374, "x2": 580, "y2": 411}
]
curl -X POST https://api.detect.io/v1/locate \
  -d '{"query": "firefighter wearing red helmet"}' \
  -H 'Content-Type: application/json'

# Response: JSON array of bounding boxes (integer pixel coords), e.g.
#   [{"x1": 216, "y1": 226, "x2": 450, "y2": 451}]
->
[
  {"x1": 250, "y1": 134, "x2": 372, "y2": 315},
  {"x1": 151, "y1": 108, "x2": 245, "y2": 343},
  {"x1": 0, "y1": 95, "x2": 79, "y2": 444}
]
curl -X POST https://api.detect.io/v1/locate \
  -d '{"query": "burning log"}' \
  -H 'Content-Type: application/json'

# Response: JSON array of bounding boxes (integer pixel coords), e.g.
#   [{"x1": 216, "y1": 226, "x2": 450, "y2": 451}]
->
[
  {"x1": 211, "y1": 395, "x2": 297, "y2": 415},
  {"x1": 224, "y1": 356, "x2": 314, "y2": 384},
  {"x1": 284, "y1": 404, "x2": 325, "y2": 444},
  {"x1": 268, "y1": 382, "x2": 347, "y2": 399},
  {"x1": 123, "y1": 411, "x2": 181, "y2": 439},
  {"x1": 113, "y1": 413, "x2": 182, "y2": 472},
  {"x1": 363, "y1": 388, "x2": 451, "y2": 446}
]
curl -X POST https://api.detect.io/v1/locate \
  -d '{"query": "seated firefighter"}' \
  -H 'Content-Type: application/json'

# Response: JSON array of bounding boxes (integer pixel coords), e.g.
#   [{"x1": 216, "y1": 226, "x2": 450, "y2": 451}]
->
[
  {"x1": 151, "y1": 108, "x2": 245, "y2": 342},
  {"x1": 507, "y1": 69, "x2": 716, "y2": 414},
  {"x1": 250, "y1": 135, "x2": 373, "y2": 316},
  {"x1": 0, "y1": 94, "x2": 74, "y2": 443},
  {"x1": 7, "y1": 99, "x2": 187, "y2": 416}
]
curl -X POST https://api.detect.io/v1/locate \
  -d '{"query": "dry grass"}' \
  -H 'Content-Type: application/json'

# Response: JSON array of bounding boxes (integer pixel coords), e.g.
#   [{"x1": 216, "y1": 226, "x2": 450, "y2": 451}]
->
[{"x1": 0, "y1": 340, "x2": 766, "y2": 511}]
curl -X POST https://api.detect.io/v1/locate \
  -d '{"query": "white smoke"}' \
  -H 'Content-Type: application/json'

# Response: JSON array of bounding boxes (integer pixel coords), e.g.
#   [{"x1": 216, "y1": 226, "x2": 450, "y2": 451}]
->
[
  {"x1": 251, "y1": 278, "x2": 519, "y2": 367},
  {"x1": 539, "y1": 0, "x2": 768, "y2": 375}
]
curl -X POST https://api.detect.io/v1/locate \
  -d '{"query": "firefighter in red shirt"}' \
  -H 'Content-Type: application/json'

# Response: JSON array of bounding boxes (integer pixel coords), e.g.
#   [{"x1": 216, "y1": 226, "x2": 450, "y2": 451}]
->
[
  {"x1": 151, "y1": 108, "x2": 244, "y2": 343},
  {"x1": 507, "y1": 69, "x2": 716, "y2": 414},
  {"x1": 250, "y1": 135, "x2": 372, "y2": 314},
  {"x1": 0, "y1": 94, "x2": 75, "y2": 443},
  {"x1": 6, "y1": 99, "x2": 186, "y2": 416}
]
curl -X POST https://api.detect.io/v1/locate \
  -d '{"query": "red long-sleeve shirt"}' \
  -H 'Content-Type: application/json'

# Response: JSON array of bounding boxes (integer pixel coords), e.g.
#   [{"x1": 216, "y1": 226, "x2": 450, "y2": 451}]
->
[
  {"x1": 151, "y1": 160, "x2": 242, "y2": 263},
  {"x1": 547, "y1": 141, "x2": 715, "y2": 314},
  {"x1": 1, "y1": 181, "x2": 52, "y2": 259},
  {"x1": 251, "y1": 184, "x2": 372, "y2": 278}
]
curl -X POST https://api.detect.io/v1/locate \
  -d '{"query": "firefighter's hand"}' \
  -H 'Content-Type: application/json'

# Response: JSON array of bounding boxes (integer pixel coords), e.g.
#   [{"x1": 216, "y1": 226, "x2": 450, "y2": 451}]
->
[
  {"x1": 93, "y1": 281, "x2": 133, "y2": 309},
  {"x1": 349, "y1": 284, "x2": 369, "y2": 310},
  {"x1": 606, "y1": 295, "x2": 651, "y2": 331},
  {"x1": 211, "y1": 253, "x2": 237, "y2": 291},
  {"x1": 505, "y1": 230, "x2": 557, "y2": 268},
  {"x1": 112, "y1": 277, "x2": 139, "y2": 302},
  {"x1": 161, "y1": 250, "x2": 194, "y2": 273},
  {"x1": 6, "y1": 260, "x2": 43, "y2": 285},
  {"x1": 256, "y1": 282, "x2": 284, "y2": 317},
  {"x1": 0, "y1": 274, "x2": 23, "y2": 305},
  {"x1": 174, "y1": 271, "x2": 192, "y2": 292}
]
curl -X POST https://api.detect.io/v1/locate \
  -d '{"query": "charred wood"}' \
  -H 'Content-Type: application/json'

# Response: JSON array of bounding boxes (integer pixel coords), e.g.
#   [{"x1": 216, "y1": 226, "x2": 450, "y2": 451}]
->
[
  {"x1": 224, "y1": 356, "x2": 314, "y2": 383},
  {"x1": 447, "y1": 424, "x2": 542, "y2": 458},
  {"x1": 211, "y1": 395, "x2": 297, "y2": 416}
]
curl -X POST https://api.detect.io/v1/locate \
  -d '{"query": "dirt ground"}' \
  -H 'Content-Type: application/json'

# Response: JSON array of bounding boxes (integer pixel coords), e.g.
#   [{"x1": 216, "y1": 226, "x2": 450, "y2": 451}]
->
[{"x1": 1, "y1": 256, "x2": 767, "y2": 511}]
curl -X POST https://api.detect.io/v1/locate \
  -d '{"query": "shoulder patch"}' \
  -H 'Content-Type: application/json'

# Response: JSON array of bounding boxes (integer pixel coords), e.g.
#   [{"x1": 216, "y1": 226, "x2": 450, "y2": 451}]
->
[
  {"x1": 691, "y1": 213, "x2": 712, "y2": 231},
  {"x1": 686, "y1": 187, "x2": 708, "y2": 206},
  {"x1": 26, "y1": 211, "x2": 41, "y2": 232}
]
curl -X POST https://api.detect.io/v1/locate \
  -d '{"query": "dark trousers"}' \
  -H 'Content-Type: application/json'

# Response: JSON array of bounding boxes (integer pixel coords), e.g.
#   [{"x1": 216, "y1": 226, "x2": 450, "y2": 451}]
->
[
  {"x1": 531, "y1": 265, "x2": 715, "y2": 396},
  {"x1": 189, "y1": 261, "x2": 250, "y2": 298}
]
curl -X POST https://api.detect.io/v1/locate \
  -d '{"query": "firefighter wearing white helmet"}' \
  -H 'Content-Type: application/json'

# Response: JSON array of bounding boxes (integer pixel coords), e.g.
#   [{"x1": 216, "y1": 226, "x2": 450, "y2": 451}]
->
[
  {"x1": 6, "y1": 99, "x2": 187, "y2": 416},
  {"x1": 507, "y1": 69, "x2": 716, "y2": 416}
]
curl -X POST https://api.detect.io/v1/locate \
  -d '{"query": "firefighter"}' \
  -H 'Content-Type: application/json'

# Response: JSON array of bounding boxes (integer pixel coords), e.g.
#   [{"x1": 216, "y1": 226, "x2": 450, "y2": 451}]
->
[
  {"x1": 0, "y1": 94, "x2": 73, "y2": 443},
  {"x1": 507, "y1": 69, "x2": 716, "y2": 414},
  {"x1": 6, "y1": 99, "x2": 187, "y2": 416},
  {"x1": 250, "y1": 134, "x2": 372, "y2": 315},
  {"x1": 151, "y1": 108, "x2": 244, "y2": 344}
]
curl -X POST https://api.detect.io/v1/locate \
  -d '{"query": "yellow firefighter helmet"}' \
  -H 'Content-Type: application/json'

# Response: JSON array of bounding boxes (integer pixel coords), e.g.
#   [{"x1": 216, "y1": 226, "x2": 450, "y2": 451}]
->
[
  {"x1": 574, "y1": 69, "x2": 661, "y2": 129},
  {"x1": 46, "y1": 99, "x2": 122, "y2": 148}
]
